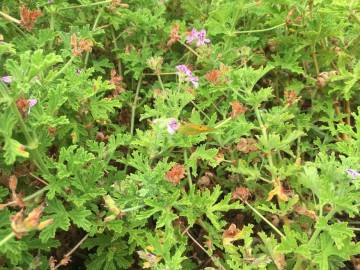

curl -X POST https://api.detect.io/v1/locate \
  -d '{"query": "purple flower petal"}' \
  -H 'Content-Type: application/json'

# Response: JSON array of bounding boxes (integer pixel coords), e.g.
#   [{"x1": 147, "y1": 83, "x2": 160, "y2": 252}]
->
[
  {"x1": 187, "y1": 76, "x2": 199, "y2": 88},
  {"x1": 346, "y1": 169, "x2": 360, "y2": 179},
  {"x1": 1, "y1": 76, "x2": 12, "y2": 84},
  {"x1": 176, "y1": 65, "x2": 192, "y2": 76},
  {"x1": 28, "y1": 99, "x2": 37, "y2": 108},
  {"x1": 167, "y1": 118, "x2": 179, "y2": 134},
  {"x1": 185, "y1": 28, "x2": 210, "y2": 47},
  {"x1": 186, "y1": 28, "x2": 198, "y2": 44},
  {"x1": 196, "y1": 30, "x2": 210, "y2": 47}
]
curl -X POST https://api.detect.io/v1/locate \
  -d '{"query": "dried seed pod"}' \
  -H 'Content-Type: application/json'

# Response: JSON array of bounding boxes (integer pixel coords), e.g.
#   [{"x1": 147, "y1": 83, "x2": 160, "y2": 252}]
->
[
  {"x1": 165, "y1": 164, "x2": 186, "y2": 185},
  {"x1": 232, "y1": 187, "x2": 251, "y2": 202}
]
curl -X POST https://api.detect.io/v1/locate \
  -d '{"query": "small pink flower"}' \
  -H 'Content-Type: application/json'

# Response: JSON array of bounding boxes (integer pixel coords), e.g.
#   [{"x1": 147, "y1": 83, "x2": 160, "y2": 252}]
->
[
  {"x1": 196, "y1": 30, "x2": 210, "y2": 46},
  {"x1": 27, "y1": 98, "x2": 37, "y2": 114},
  {"x1": 188, "y1": 76, "x2": 199, "y2": 88},
  {"x1": 176, "y1": 65, "x2": 199, "y2": 88},
  {"x1": 185, "y1": 28, "x2": 210, "y2": 47},
  {"x1": 346, "y1": 169, "x2": 360, "y2": 179},
  {"x1": 28, "y1": 99, "x2": 37, "y2": 107},
  {"x1": 167, "y1": 118, "x2": 179, "y2": 134},
  {"x1": 186, "y1": 28, "x2": 199, "y2": 44},
  {"x1": 1, "y1": 76, "x2": 12, "y2": 84},
  {"x1": 176, "y1": 65, "x2": 192, "y2": 77}
]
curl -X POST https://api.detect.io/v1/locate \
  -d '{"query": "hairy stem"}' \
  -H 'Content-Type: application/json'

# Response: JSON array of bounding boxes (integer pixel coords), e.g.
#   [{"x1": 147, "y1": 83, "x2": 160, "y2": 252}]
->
[
  {"x1": 0, "y1": 11, "x2": 21, "y2": 24},
  {"x1": 235, "y1": 22, "x2": 286, "y2": 34},
  {"x1": 245, "y1": 201, "x2": 285, "y2": 238},
  {"x1": 130, "y1": 75, "x2": 143, "y2": 135},
  {"x1": 0, "y1": 232, "x2": 15, "y2": 247}
]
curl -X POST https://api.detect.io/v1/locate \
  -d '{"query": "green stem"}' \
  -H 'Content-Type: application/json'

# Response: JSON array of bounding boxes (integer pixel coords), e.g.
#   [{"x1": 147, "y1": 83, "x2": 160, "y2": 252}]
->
[
  {"x1": 156, "y1": 74, "x2": 166, "y2": 92},
  {"x1": 234, "y1": 22, "x2": 286, "y2": 34},
  {"x1": 190, "y1": 101, "x2": 210, "y2": 120},
  {"x1": 308, "y1": 209, "x2": 336, "y2": 245},
  {"x1": 59, "y1": 0, "x2": 112, "y2": 10},
  {"x1": 214, "y1": 117, "x2": 232, "y2": 129},
  {"x1": 0, "y1": 84, "x2": 49, "y2": 175},
  {"x1": 2, "y1": 187, "x2": 47, "y2": 209},
  {"x1": 48, "y1": 10, "x2": 55, "y2": 50},
  {"x1": 183, "y1": 149, "x2": 192, "y2": 187},
  {"x1": 84, "y1": 9, "x2": 103, "y2": 68},
  {"x1": 0, "y1": 11, "x2": 21, "y2": 24},
  {"x1": 0, "y1": 232, "x2": 15, "y2": 247},
  {"x1": 144, "y1": 72, "x2": 176, "y2": 76},
  {"x1": 254, "y1": 107, "x2": 275, "y2": 172},
  {"x1": 111, "y1": 27, "x2": 122, "y2": 76},
  {"x1": 130, "y1": 75, "x2": 143, "y2": 135},
  {"x1": 179, "y1": 41, "x2": 201, "y2": 58},
  {"x1": 46, "y1": 56, "x2": 76, "y2": 83},
  {"x1": 245, "y1": 201, "x2": 285, "y2": 238},
  {"x1": 122, "y1": 205, "x2": 145, "y2": 213}
]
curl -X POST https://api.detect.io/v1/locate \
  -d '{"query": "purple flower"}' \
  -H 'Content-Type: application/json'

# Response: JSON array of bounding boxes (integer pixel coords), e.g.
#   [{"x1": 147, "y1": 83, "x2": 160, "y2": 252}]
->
[
  {"x1": 346, "y1": 169, "x2": 360, "y2": 179},
  {"x1": 176, "y1": 65, "x2": 192, "y2": 77},
  {"x1": 196, "y1": 30, "x2": 210, "y2": 46},
  {"x1": 167, "y1": 118, "x2": 179, "y2": 134},
  {"x1": 186, "y1": 28, "x2": 199, "y2": 44},
  {"x1": 28, "y1": 99, "x2": 37, "y2": 107},
  {"x1": 188, "y1": 76, "x2": 199, "y2": 88},
  {"x1": 185, "y1": 28, "x2": 210, "y2": 47},
  {"x1": 27, "y1": 98, "x2": 37, "y2": 114},
  {"x1": 176, "y1": 65, "x2": 199, "y2": 88},
  {"x1": 1, "y1": 76, "x2": 12, "y2": 84}
]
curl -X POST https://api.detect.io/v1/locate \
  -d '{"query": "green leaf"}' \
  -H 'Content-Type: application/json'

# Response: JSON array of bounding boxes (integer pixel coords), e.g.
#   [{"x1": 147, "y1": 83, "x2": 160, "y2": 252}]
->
[
  {"x1": 4, "y1": 138, "x2": 29, "y2": 165},
  {"x1": 90, "y1": 98, "x2": 121, "y2": 120},
  {"x1": 40, "y1": 199, "x2": 70, "y2": 242},
  {"x1": 68, "y1": 208, "x2": 93, "y2": 232},
  {"x1": 187, "y1": 144, "x2": 218, "y2": 177}
]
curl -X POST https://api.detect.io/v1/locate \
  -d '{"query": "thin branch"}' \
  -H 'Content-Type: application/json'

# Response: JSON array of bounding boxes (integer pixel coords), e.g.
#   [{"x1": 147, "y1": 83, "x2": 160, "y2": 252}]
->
[
  {"x1": 234, "y1": 22, "x2": 286, "y2": 34},
  {"x1": 30, "y1": 173, "x2": 49, "y2": 186},
  {"x1": 130, "y1": 75, "x2": 143, "y2": 135},
  {"x1": 185, "y1": 230, "x2": 225, "y2": 270},
  {"x1": 1, "y1": 187, "x2": 47, "y2": 209},
  {"x1": 0, "y1": 11, "x2": 21, "y2": 24},
  {"x1": 244, "y1": 201, "x2": 285, "y2": 238},
  {"x1": 54, "y1": 234, "x2": 89, "y2": 269}
]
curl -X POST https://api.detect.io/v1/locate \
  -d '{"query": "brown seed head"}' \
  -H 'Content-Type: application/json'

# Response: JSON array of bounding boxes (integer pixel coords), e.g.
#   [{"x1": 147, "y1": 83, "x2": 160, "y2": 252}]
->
[{"x1": 165, "y1": 164, "x2": 186, "y2": 185}]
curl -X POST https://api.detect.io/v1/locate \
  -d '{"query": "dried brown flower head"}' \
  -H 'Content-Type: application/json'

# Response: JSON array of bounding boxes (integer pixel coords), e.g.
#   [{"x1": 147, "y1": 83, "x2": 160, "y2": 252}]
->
[
  {"x1": 293, "y1": 204, "x2": 318, "y2": 220},
  {"x1": 284, "y1": 90, "x2": 300, "y2": 106},
  {"x1": 20, "y1": 5, "x2": 42, "y2": 31},
  {"x1": 16, "y1": 98, "x2": 30, "y2": 117},
  {"x1": 230, "y1": 101, "x2": 248, "y2": 118},
  {"x1": 222, "y1": 223, "x2": 243, "y2": 245},
  {"x1": 205, "y1": 69, "x2": 221, "y2": 85},
  {"x1": 232, "y1": 187, "x2": 251, "y2": 202},
  {"x1": 316, "y1": 70, "x2": 338, "y2": 88},
  {"x1": 110, "y1": 69, "x2": 124, "y2": 96},
  {"x1": 223, "y1": 223, "x2": 240, "y2": 238},
  {"x1": 167, "y1": 24, "x2": 180, "y2": 48},
  {"x1": 236, "y1": 138, "x2": 258, "y2": 153},
  {"x1": 165, "y1": 164, "x2": 186, "y2": 185},
  {"x1": 71, "y1": 34, "x2": 93, "y2": 57}
]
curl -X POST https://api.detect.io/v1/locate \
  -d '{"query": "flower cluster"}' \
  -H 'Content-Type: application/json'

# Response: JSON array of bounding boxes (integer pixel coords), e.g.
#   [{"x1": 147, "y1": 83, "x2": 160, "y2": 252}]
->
[
  {"x1": 176, "y1": 65, "x2": 199, "y2": 88},
  {"x1": 186, "y1": 28, "x2": 210, "y2": 47}
]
